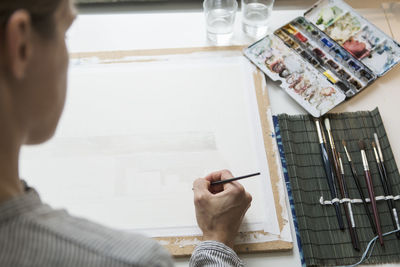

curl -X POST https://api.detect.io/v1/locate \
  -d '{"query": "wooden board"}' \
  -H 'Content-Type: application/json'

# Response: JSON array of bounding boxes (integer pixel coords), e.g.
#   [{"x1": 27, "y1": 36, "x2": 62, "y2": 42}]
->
[{"x1": 70, "y1": 46, "x2": 293, "y2": 256}]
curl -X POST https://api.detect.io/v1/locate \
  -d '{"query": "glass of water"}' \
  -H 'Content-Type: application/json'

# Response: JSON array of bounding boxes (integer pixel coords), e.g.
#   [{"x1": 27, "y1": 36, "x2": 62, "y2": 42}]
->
[
  {"x1": 203, "y1": 0, "x2": 238, "y2": 44},
  {"x1": 242, "y1": 0, "x2": 274, "y2": 39}
]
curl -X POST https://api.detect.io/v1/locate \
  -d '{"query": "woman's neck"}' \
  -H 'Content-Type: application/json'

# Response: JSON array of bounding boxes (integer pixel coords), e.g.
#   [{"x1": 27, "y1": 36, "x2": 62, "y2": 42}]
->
[
  {"x1": 0, "y1": 154, "x2": 24, "y2": 205},
  {"x1": 0, "y1": 83, "x2": 24, "y2": 204},
  {"x1": 0, "y1": 146, "x2": 23, "y2": 204}
]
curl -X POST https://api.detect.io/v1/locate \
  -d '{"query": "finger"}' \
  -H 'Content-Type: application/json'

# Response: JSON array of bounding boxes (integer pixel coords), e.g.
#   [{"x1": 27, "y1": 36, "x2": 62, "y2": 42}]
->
[
  {"x1": 240, "y1": 194, "x2": 253, "y2": 221},
  {"x1": 245, "y1": 191, "x2": 253, "y2": 204},
  {"x1": 209, "y1": 183, "x2": 223, "y2": 194},
  {"x1": 204, "y1": 169, "x2": 234, "y2": 183},
  {"x1": 244, "y1": 193, "x2": 252, "y2": 213},
  {"x1": 222, "y1": 180, "x2": 245, "y2": 194},
  {"x1": 220, "y1": 182, "x2": 252, "y2": 205},
  {"x1": 192, "y1": 178, "x2": 211, "y2": 194},
  {"x1": 205, "y1": 170, "x2": 234, "y2": 194}
]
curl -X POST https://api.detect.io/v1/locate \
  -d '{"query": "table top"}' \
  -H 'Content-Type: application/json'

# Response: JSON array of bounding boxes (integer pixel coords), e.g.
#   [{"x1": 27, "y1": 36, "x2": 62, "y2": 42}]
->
[{"x1": 67, "y1": 1, "x2": 400, "y2": 266}]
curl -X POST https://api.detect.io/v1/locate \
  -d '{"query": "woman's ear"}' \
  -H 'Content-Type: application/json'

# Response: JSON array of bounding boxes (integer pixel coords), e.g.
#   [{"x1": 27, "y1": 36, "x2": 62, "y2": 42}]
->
[{"x1": 5, "y1": 10, "x2": 33, "y2": 80}]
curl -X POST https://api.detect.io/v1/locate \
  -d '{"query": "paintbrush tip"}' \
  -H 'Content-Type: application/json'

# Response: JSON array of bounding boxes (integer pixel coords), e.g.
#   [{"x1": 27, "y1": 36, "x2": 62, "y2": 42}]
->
[
  {"x1": 342, "y1": 140, "x2": 347, "y2": 147},
  {"x1": 372, "y1": 141, "x2": 376, "y2": 148},
  {"x1": 358, "y1": 140, "x2": 365, "y2": 150},
  {"x1": 324, "y1": 118, "x2": 331, "y2": 131}
]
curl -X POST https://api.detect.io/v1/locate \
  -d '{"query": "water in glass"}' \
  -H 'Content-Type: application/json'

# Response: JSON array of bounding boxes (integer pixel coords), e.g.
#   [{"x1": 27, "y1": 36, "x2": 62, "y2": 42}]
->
[
  {"x1": 206, "y1": 8, "x2": 236, "y2": 43},
  {"x1": 242, "y1": 1, "x2": 273, "y2": 38}
]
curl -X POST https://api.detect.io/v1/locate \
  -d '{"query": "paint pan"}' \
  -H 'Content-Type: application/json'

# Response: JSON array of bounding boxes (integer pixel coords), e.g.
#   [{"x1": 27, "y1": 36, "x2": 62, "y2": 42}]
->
[
  {"x1": 359, "y1": 69, "x2": 373, "y2": 81},
  {"x1": 338, "y1": 69, "x2": 351, "y2": 80},
  {"x1": 348, "y1": 60, "x2": 360, "y2": 71},
  {"x1": 332, "y1": 47, "x2": 350, "y2": 61},
  {"x1": 283, "y1": 24, "x2": 298, "y2": 35},
  {"x1": 321, "y1": 37, "x2": 334, "y2": 48},
  {"x1": 349, "y1": 78, "x2": 362, "y2": 90},
  {"x1": 295, "y1": 32, "x2": 308, "y2": 43}
]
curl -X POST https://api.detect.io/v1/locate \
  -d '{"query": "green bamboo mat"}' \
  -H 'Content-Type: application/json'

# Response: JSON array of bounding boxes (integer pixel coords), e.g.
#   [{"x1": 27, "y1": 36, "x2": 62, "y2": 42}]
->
[{"x1": 277, "y1": 108, "x2": 400, "y2": 266}]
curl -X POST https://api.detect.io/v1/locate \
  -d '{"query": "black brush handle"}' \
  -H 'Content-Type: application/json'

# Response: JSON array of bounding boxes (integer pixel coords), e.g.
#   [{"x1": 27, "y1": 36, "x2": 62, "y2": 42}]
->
[
  {"x1": 320, "y1": 143, "x2": 344, "y2": 230},
  {"x1": 210, "y1": 172, "x2": 261, "y2": 185},
  {"x1": 365, "y1": 170, "x2": 384, "y2": 246},
  {"x1": 378, "y1": 162, "x2": 400, "y2": 238},
  {"x1": 381, "y1": 162, "x2": 396, "y2": 205},
  {"x1": 340, "y1": 173, "x2": 360, "y2": 250},
  {"x1": 348, "y1": 160, "x2": 377, "y2": 235}
]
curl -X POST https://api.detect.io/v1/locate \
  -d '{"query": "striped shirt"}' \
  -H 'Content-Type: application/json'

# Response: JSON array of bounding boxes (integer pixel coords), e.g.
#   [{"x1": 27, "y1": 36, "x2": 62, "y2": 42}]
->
[{"x1": 0, "y1": 183, "x2": 243, "y2": 267}]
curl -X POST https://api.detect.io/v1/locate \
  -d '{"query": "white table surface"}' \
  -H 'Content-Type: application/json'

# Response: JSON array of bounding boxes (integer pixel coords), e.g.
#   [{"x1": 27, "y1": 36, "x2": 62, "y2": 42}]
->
[{"x1": 67, "y1": 2, "x2": 400, "y2": 266}]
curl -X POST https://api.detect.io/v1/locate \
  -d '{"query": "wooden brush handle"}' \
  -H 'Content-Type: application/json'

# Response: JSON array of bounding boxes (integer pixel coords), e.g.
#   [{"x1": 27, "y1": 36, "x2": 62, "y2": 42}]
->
[{"x1": 364, "y1": 170, "x2": 384, "y2": 245}]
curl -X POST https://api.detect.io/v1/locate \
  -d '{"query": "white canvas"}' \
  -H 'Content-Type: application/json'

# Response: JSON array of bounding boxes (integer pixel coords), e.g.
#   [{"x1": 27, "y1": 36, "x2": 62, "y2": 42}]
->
[{"x1": 19, "y1": 51, "x2": 280, "y2": 238}]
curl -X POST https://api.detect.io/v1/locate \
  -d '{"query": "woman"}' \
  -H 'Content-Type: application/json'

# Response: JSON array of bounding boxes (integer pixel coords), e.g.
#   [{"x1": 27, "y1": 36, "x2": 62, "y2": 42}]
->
[{"x1": 0, "y1": 0, "x2": 252, "y2": 266}]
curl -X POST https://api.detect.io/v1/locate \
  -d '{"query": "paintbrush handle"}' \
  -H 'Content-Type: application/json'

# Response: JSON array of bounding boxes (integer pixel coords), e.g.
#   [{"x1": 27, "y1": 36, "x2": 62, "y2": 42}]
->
[
  {"x1": 346, "y1": 201, "x2": 360, "y2": 251},
  {"x1": 381, "y1": 162, "x2": 395, "y2": 197},
  {"x1": 330, "y1": 146, "x2": 341, "y2": 186},
  {"x1": 376, "y1": 162, "x2": 390, "y2": 195},
  {"x1": 364, "y1": 169, "x2": 384, "y2": 245},
  {"x1": 376, "y1": 162, "x2": 397, "y2": 226},
  {"x1": 339, "y1": 172, "x2": 360, "y2": 250},
  {"x1": 325, "y1": 130, "x2": 343, "y2": 201},
  {"x1": 329, "y1": 145, "x2": 347, "y2": 229},
  {"x1": 319, "y1": 143, "x2": 344, "y2": 230},
  {"x1": 378, "y1": 162, "x2": 400, "y2": 237},
  {"x1": 210, "y1": 172, "x2": 260, "y2": 185},
  {"x1": 348, "y1": 160, "x2": 377, "y2": 234}
]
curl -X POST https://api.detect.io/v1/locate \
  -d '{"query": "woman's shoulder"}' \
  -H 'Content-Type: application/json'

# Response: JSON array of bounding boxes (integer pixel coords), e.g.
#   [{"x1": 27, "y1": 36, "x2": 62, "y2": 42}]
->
[{"x1": 0, "y1": 188, "x2": 174, "y2": 267}]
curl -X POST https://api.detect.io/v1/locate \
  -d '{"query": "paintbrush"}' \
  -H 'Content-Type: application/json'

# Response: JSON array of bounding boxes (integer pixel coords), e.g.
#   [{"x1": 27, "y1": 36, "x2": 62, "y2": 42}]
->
[
  {"x1": 372, "y1": 140, "x2": 400, "y2": 238},
  {"x1": 210, "y1": 172, "x2": 260, "y2": 185},
  {"x1": 338, "y1": 153, "x2": 360, "y2": 250},
  {"x1": 325, "y1": 118, "x2": 358, "y2": 238},
  {"x1": 359, "y1": 140, "x2": 384, "y2": 245},
  {"x1": 324, "y1": 118, "x2": 342, "y2": 185},
  {"x1": 374, "y1": 133, "x2": 400, "y2": 235},
  {"x1": 315, "y1": 119, "x2": 344, "y2": 230},
  {"x1": 342, "y1": 140, "x2": 377, "y2": 235}
]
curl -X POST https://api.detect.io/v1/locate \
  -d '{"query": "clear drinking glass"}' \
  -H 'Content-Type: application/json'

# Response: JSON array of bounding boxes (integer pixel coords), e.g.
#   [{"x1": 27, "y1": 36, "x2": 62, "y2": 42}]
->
[
  {"x1": 242, "y1": 0, "x2": 274, "y2": 39},
  {"x1": 203, "y1": 0, "x2": 238, "y2": 44}
]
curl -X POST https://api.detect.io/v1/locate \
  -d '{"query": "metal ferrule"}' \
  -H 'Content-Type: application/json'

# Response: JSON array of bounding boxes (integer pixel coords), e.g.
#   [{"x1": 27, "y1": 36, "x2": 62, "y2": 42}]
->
[
  {"x1": 372, "y1": 146, "x2": 381, "y2": 163},
  {"x1": 348, "y1": 203, "x2": 356, "y2": 228},
  {"x1": 338, "y1": 156, "x2": 344, "y2": 175},
  {"x1": 315, "y1": 120, "x2": 324, "y2": 144},
  {"x1": 361, "y1": 150, "x2": 369, "y2": 171},
  {"x1": 374, "y1": 134, "x2": 384, "y2": 162},
  {"x1": 393, "y1": 209, "x2": 400, "y2": 230},
  {"x1": 343, "y1": 145, "x2": 352, "y2": 162},
  {"x1": 327, "y1": 131, "x2": 335, "y2": 149},
  {"x1": 320, "y1": 124, "x2": 327, "y2": 144}
]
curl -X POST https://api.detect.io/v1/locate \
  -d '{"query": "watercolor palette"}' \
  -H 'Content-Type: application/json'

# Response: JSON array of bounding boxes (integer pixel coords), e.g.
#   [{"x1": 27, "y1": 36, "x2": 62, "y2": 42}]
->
[{"x1": 244, "y1": 0, "x2": 400, "y2": 117}]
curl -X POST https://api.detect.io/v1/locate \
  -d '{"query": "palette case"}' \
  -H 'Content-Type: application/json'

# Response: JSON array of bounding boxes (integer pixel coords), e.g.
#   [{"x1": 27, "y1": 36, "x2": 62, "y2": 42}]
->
[{"x1": 244, "y1": 0, "x2": 400, "y2": 117}]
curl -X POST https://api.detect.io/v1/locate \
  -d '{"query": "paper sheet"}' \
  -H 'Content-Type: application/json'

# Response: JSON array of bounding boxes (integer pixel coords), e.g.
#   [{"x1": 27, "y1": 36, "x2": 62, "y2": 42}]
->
[{"x1": 20, "y1": 51, "x2": 281, "y2": 237}]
